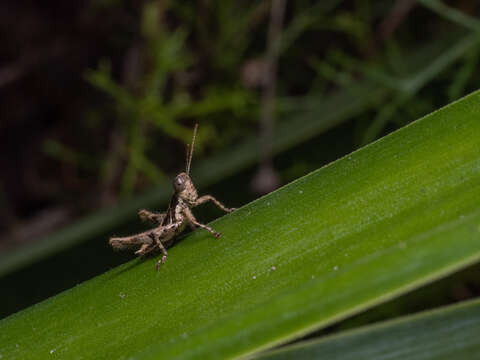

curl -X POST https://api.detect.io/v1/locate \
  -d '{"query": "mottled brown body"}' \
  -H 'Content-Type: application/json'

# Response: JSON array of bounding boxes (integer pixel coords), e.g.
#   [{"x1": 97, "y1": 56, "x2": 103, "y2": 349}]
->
[{"x1": 109, "y1": 125, "x2": 235, "y2": 269}]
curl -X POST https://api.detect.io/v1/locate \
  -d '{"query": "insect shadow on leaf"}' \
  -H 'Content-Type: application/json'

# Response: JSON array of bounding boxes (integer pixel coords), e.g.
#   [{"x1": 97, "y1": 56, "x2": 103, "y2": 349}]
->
[{"x1": 109, "y1": 124, "x2": 236, "y2": 270}]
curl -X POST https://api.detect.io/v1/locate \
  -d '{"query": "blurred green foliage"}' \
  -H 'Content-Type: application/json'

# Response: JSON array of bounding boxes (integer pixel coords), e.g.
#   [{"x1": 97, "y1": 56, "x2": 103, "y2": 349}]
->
[
  {"x1": 34, "y1": 0, "x2": 479, "y2": 201},
  {"x1": 84, "y1": 1, "x2": 257, "y2": 195}
]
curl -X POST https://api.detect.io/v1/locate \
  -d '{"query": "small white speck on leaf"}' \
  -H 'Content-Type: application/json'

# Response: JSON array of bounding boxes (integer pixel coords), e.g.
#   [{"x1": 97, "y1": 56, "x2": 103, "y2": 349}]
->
[
  {"x1": 252, "y1": 275, "x2": 257, "y2": 279},
  {"x1": 119, "y1": 292, "x2": 126, "y2": 299},
  {"x1": 334, "y1": 266, "x2": 338, "y2": 271},
  {"x1": 50, "y1": 349, "x2": 56, "y2": 355},
  {"x1": 266, "y1": 202, "x2": 270, "y2": 206},
  {"x1": 271, "y1": 266, "x2": 276, "y2": 271},
  {"x1": 298, "y1": 190, "x2": 303, "y2": 194},
  {"x1": 15, "y1": 344, "x2": 19, "y2": 349}
]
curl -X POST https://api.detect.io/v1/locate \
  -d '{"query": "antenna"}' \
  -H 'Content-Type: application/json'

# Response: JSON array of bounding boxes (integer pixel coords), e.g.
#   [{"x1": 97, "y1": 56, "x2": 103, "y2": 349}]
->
[
  {"x1": 186, "y1": 123, "x2": 198, "y2": 174},
  {"x1": 185, "y1": 143, "x2": 190, "y2": 169}
]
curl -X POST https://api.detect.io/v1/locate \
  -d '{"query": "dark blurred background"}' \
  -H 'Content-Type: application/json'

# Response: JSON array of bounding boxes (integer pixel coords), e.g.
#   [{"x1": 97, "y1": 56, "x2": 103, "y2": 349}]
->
[{"x1": 1, "y1": 0, "x2": 480, "y2": 321}]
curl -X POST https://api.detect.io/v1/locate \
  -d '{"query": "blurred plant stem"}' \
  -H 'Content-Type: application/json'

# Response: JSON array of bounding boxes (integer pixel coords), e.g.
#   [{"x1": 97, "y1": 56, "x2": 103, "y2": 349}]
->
[
  {"x1": 379, "y1": 0, "x2": 417, "y2": 39},
  {"x1": 251, "y1": 0, "x2": 287, "y2": 194}
]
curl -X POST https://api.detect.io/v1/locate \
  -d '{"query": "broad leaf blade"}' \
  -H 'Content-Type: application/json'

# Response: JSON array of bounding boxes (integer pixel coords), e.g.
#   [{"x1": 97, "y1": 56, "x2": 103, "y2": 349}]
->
[
  {"x1": 1, "y1": 91, "x2": 480, "y2": 359},
  {"x1": 257, "y1": 298, "x2": 480, "y2": 360}
]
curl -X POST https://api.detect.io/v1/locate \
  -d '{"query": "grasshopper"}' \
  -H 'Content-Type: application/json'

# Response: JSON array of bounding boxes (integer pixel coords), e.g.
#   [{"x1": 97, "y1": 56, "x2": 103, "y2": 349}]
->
[{"x1": 109, "y1": 124, "x2": 236, "y2": 270}]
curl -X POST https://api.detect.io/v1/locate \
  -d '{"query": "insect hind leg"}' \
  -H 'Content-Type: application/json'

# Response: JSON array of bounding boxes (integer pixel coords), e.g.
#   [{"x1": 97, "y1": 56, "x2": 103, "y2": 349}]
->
[
  {"x1": 109, "y1": 233, "x2": 153, "y2": 251},
  {"x1": 138, "y1": 209, "x2": 166, "y2": 224},
  {"x1": 135, "y1": 243, "x2": 156, "y2": 256}
]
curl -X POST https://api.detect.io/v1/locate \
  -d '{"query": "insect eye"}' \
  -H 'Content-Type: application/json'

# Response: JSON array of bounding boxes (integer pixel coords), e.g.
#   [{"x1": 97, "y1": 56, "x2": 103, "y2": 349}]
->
[{"x1": 173, "y1": 176, "x2": 186, "y2": 191}]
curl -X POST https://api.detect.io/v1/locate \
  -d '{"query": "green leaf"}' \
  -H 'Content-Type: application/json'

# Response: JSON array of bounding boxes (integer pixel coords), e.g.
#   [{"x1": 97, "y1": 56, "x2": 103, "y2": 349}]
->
[
  {"x1": 1, "y1": 90, "x2": 480, "y2": 359},
  {"x1": 256, "y1": 298, "x2": 480, "y2": 360}
]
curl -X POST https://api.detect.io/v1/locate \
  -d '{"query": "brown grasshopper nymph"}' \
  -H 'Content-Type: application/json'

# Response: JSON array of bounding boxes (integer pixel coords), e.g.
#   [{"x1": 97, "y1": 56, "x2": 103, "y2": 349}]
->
[{"x1": 109, "y1": 124, "x2": 236, "y2": 270}]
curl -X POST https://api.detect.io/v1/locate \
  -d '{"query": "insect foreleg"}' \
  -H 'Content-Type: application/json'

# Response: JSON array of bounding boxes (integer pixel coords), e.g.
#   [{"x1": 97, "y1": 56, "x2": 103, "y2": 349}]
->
[
  {"x1": 194, "y1": 195, "x2": 236, "y2": 213},
  {"x1": 151, "y1": 232, "x2": 168, "y2": 270},
  {"x1": 152, "y1": 221, "x2": 182, "y2": 270},
  {"x1": 184, "y1": 208, "x2": 221, "y2": 238}
]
